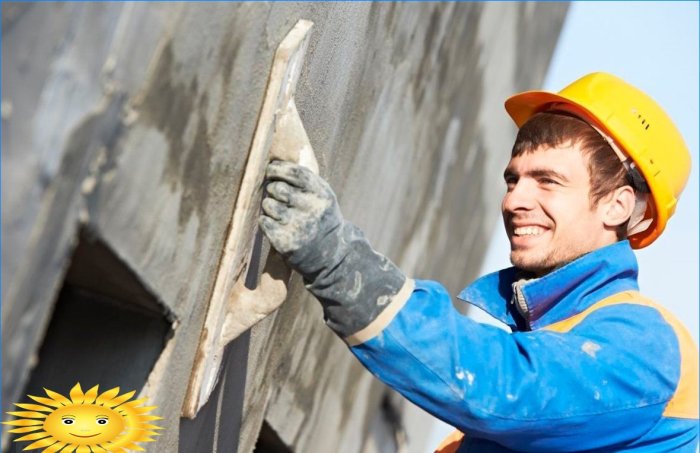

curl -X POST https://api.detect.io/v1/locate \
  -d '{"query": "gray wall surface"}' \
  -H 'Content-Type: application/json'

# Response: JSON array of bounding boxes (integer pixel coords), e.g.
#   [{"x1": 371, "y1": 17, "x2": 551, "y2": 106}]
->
[{"x1": 2, "y1": 3, "x2": 568, "y2": 452}]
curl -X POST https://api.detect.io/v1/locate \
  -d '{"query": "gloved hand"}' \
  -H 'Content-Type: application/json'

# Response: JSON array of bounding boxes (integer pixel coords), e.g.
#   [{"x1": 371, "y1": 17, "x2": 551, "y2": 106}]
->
[
  {"x1": 259, "y1": 160, "x2": 343, "y2": 269},
  {"x1": 260, "y1": 160, "x2": 407, "y2": 338}
]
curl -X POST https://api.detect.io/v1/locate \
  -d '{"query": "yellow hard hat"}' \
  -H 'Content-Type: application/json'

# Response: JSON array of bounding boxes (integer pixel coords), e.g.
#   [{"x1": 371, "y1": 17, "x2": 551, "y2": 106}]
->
[{"x1": 504, "y1": 72, "x2": 691, "y2": 249}]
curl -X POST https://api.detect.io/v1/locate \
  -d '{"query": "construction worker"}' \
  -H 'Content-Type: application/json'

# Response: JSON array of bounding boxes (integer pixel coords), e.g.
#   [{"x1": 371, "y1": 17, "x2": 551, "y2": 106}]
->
[{"x1": 259, "y1": 72, "x2": 699, "y2": 452}]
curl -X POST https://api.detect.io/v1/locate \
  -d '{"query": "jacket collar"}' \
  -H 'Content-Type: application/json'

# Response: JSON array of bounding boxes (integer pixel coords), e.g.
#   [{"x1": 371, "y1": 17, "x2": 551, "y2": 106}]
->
[{"x1": 457, "y1": 241, "x2": 640, "y2": 331}]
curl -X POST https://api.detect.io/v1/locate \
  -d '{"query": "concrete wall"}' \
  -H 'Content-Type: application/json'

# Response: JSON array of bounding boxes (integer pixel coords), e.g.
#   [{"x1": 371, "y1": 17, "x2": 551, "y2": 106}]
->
[{"x1": 2, "y1": 3, "x2": 568, "y2": 452}]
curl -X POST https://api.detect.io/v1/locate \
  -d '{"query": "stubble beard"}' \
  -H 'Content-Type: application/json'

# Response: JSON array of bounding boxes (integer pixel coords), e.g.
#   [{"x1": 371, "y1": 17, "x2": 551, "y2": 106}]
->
[{"x1": 510, "y1": 243, "x2": 583, "y2": 277}]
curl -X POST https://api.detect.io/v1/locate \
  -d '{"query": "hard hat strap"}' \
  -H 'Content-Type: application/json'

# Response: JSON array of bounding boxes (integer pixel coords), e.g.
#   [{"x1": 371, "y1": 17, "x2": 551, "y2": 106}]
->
[
  {"x1": 585, "y1": 124, "x2": 653, "y2": 236},
  {"x1": 628, "y1": 192, "x2": 653, "y2": 236}
]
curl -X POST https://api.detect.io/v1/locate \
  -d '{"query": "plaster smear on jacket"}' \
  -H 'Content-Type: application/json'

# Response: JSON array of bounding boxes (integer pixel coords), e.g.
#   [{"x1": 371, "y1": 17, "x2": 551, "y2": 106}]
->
[
  {"x1": 581, "y1": 341, "x2": 601, "y2": 358},
  {"x1": 455, "y1": 367, "x2": 475, "y2": 386}
]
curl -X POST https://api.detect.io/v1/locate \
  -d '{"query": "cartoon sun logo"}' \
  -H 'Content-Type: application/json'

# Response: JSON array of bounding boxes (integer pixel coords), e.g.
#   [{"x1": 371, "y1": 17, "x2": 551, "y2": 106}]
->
[{"x1": 3, "y1": 383, "x2": 163, "y2": 452}]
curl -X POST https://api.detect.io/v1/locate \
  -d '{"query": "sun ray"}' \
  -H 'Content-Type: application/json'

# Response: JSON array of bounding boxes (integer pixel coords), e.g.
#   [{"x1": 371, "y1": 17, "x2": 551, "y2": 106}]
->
[
  {"x1": 103, "y1": 391, "x2": 135, "y2": 408},
  {"x1": 83, "y1": 385, "x2": 99, "y2": 404},
  {"x1": 139, "y1": 415, "x2": 163, "y2": 421},
  {"x1": 28, "y1": 395, "x2": 64, "y2": 408},
  {"x1": 7, "y1": 410, "x2": 48, "y2": 419},
  {"x1": 123, "y1": 398, "x2": 147, "y2": 407},
  {"x1": 6, "y1": 426, "x2": 43, "y2": 434},
  {"x1": 132, "y1": 406, "x2": 158, "y2": 414},
  {"x1": 43, "y1": 389, "x2": 72, "y2": 406},
  {"x1": 3, "y1": 419, "x2": 43, "y2": 426},
  {"x1": 95, "y1": 387, "x2": 120, "y2": 406},
  {"x1": 26, "y1": 436, "x2": 58, "y2": 450},
  {"x1": 14, "y1": 431, "x2": 52, "y2": 442},
  {"x1": 15, "y1": 403, "x2": 54, "y2": 412},
  {"x1": 43, "y1": 441, "x2": 67, "y2": 453},
  {"x1": 141, "y1": 423, "x2": 165, "y2": 430},
  {"x1": 69, "y1": 383, "x2": 85, "y2": 405}
]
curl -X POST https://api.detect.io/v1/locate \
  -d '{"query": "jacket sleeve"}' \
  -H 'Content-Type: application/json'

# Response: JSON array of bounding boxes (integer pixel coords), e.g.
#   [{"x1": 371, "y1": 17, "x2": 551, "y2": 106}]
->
[{"x1": 348, "y1": 279, "x2": 680, "y2": 452}]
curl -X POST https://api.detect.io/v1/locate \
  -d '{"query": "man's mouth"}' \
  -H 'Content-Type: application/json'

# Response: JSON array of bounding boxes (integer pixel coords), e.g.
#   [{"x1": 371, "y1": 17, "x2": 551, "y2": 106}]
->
[
  {"x1": 513, "y1": 226, "x2": 547, "y2": 237},
  {"x1": 70, "y1": 433, "x2": 100, "y2": 438}
]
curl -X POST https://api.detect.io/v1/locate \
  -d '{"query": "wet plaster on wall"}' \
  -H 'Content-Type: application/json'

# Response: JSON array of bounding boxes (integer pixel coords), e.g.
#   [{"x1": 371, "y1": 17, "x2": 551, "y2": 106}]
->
[
  {"x1": 139, "y1": 42, "x2": 212, "y2": 232},
  {"x1": 396, "y1": 5, "x2": 487, "y2": 284},
  {"x1": 2, "y1": 2, "x2": 124, "y2": 302},
  {"x1": 292, "y1": 3, "x2": 376, "y2": 175}
]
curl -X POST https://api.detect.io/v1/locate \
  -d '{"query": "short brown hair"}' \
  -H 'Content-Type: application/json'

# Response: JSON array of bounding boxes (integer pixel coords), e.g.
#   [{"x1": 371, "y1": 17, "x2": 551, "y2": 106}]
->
[{"x1": 512, "y1": 112, "x2": 630, "y2": 237}]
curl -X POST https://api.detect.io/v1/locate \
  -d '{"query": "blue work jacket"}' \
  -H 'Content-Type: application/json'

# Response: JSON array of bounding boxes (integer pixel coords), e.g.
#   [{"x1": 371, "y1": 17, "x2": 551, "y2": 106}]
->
[{"x1": 347, "y1": 241, "x2": 699, "y2": 452}]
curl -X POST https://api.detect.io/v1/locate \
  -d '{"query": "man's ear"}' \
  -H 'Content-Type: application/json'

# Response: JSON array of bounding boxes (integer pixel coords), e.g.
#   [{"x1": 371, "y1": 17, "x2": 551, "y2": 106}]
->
[{"x1": 601, "y1": 185, "x2": 636, "y2": 228}]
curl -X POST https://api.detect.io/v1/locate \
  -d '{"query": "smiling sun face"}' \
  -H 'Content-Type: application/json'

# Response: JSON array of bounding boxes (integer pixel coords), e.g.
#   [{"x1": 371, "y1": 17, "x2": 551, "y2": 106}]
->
[
  {"x1": 43, "y1": 404, "x2": 125, "y2": 445},
  {"x1": 3, "y1": 383, "x2": 162, "y2": 452}
]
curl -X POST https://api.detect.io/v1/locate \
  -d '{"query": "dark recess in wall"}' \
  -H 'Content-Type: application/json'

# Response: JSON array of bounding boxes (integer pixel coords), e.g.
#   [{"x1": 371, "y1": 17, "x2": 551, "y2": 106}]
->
[
  {"x1": 254, "y1": 421, "x2": 293, "y2": 453},
  {"x1": 19, "y1": 230, "x2": 171, "y2": 405}
]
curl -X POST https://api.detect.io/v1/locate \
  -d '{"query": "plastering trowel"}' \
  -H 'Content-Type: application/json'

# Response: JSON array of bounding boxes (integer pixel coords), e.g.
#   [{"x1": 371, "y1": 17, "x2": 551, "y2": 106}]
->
[{"x1": 182, "y1": 19, "x2": 317, "y2": 418}]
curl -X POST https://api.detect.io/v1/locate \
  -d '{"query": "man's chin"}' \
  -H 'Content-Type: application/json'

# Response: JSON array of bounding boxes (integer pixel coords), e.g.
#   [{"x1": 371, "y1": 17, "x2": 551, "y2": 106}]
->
[
  {"x1": 511, "y1": 250, "x2": 588, "y2": 278},
  {"x1": 510, "y1": 252, "x2": 552, "y2": 277}
]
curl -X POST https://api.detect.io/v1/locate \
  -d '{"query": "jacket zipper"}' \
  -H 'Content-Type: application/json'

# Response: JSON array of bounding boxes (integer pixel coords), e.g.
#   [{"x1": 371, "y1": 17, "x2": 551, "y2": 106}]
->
[{"x1": 511, "y1": 280, "x2": 530, "y2": 323}]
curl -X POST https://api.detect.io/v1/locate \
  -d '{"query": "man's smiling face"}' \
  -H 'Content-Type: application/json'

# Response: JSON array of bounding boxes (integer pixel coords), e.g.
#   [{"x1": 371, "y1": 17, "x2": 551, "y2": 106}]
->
[{"x1": 502, "y1": 143, "x2": 616, "y2": 276}]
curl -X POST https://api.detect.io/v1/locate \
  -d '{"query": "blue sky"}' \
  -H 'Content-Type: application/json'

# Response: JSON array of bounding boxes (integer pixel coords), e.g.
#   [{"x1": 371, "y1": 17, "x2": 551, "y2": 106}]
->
[{"x1": 482, "y1": 1, "x2": 699, "y2": 342}]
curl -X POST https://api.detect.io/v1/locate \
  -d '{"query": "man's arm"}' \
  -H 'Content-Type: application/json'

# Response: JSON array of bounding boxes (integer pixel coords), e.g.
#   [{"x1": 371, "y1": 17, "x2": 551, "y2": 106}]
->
[{"x1": 350, "y1": 279, "x2": 684, "y2": 451}]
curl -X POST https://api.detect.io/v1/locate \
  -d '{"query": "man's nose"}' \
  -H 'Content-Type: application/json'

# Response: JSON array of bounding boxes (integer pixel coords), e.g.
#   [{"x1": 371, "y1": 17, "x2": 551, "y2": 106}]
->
[{"x1": 502, "y1": 180, "x2": 536, "y2": 212}]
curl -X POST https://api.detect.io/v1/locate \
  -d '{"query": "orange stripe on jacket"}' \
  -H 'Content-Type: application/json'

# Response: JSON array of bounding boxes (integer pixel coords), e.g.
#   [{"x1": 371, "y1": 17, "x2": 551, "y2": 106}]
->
[
  {"x1": 543, "y1": 291, "x2": 699, "y2": 419},
  {"x1": 435, "y1": 430, "x2": 464, "y2": 453}
]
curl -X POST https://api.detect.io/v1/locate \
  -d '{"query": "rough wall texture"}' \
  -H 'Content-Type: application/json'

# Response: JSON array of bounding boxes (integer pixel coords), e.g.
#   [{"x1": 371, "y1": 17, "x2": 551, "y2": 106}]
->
[{"x1": 2, "y1": 3, "x2": 568, "y2": 452}]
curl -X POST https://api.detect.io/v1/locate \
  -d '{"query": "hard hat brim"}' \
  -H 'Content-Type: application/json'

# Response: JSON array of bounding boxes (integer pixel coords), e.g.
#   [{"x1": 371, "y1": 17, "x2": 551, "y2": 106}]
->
[{"x1": 504, "y1": 91, "x2": 581, "y2": 127}]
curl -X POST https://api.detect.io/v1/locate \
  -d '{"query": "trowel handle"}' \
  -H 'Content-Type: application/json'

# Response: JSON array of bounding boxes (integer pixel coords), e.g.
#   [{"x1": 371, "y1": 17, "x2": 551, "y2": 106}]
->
[
  {"x1": 221, "y1": 248, "x2": 291, "y2": 344},
  {"x1": 220, "y1": 99, "x2": 317, "y2": 344}
]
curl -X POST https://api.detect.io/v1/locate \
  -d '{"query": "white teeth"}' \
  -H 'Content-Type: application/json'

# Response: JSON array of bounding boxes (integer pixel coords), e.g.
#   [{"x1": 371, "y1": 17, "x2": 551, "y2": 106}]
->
[{"x1": 514, "y1": 226, "x2": 545, "y2": 236}]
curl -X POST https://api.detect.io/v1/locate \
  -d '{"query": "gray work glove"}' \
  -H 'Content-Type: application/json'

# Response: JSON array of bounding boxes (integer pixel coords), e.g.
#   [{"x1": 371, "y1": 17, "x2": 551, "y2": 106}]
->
[{"x1": 260, "y1": 160, "x2": 406, "y2": 338}]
